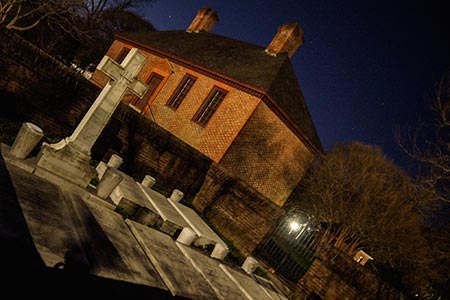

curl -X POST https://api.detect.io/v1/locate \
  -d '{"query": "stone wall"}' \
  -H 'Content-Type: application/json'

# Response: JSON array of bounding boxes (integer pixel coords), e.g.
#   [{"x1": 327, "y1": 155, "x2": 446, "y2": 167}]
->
[
  {"x1": 291, "y1": 247, "x2": 404, "y2": 300},
  {"x1": 109, "y1": 105, "x2": 212, "y2": 198}
]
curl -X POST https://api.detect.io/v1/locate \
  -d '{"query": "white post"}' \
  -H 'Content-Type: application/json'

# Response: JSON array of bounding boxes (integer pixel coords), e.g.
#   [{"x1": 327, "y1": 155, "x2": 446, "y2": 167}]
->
[
  {"x1": 107, "y1": 154, "x2": 123, "y2": 168},
  {"x1": 96, "y1": 167, "x2": 123, "y2": 199},
  {"x1": 176, "y1": 227, "x2": 197, "y2": 246},
  {"x1": 10, "y1": 122, "x2": 43, "y2": 159},
  {"x1": 210, "y1": 243, "x2": 229, "y2": 260},
  {"x1": 169, "y1": 189, "x2": 184, "y2": 202},
  {"x1": 141, "y1": 175, "x2": 156, "y2": 188},
  {"x1": 241, "y1": 256, "x2": 259, "y2": 274}
]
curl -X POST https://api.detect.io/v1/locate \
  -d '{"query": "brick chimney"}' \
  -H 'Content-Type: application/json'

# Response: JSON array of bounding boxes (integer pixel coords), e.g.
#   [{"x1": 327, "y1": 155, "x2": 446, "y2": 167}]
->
[
  {"x1": 186, "y1": 7, "x2": 219, "y2": 33},
  {"x1": 265, "y1": 23, "x2": 304, "y2": 58}
]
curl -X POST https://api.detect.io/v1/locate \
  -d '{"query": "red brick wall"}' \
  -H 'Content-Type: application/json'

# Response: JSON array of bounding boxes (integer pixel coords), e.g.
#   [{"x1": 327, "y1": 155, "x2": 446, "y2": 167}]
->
[
  {"x1": 91, "y1": 41, "x2": 260, "y2": 163},
  {"x1": 193, "y1": 164, "x2": 285, "y2": 255},
  {"x1": 149, "y1": 68, "x2": 260, "y2": 163},
  {"x1": 219, "y1": 103, "x2": 316, "y2": 206},
  {"x1": 91, "y1": 40, "x2": 316, "y2": 208}
]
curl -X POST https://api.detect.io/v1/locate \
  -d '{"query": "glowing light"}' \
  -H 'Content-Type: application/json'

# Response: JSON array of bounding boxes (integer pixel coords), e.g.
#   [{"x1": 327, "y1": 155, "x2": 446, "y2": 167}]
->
[{"x1": 290, "y1": 221, "x2": 300, "y2": 232}]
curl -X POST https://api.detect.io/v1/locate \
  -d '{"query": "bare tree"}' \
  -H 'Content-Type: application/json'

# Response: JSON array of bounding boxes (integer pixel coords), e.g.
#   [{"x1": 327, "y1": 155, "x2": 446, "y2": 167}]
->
[
  {"x1": 69, "y1": 7, "x2": 156, "y2": 66},
  {"x1": 0, "y1": 0, "x2": 153, "y2": 31},
  {"x1": 0, "y1": 0, "x2": 78, "y2": 31},
  {"x1": 396, "y1": 71, "x2": 450, "y2": 299},
  {"x1": 3, "y1": 0, "x2": 156, "y2": 65},
  {"x1": 288, "y1": 142, "x2": 437, "y2": 296},
  {"x1": 397, "y1": 71, "x2": 450, "y2": 205}
]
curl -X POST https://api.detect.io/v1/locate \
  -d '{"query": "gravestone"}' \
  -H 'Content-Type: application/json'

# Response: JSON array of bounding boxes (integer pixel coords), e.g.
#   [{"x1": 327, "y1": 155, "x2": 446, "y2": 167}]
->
[
  {"x1": 139, "y1": 183, "x2": 190, "y2": 237},
  {"x1": 127, "y1": 220, "x2": 218, "y2": 299},
  {"x1": 1, "y1": 125, "x2": 291, "y2": 299},
  {"x1": 177, "y1": 243, "x2": 250, "y2": 299},
  {"x1": 168, "y1": 198, "x2": 228, "y2": 252},
  {"x1": 219, "y1": 264, "x2": 275, "y2": 300},
  {"x1": 34, "y1": 48, "x2": 148, "y2": 187}
]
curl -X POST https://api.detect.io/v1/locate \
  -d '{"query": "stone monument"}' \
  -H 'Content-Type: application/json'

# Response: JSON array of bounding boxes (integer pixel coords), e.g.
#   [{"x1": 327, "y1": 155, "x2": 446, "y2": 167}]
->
[{"x1": 34, "y1": 48, "x2": 148, "y2": 187}]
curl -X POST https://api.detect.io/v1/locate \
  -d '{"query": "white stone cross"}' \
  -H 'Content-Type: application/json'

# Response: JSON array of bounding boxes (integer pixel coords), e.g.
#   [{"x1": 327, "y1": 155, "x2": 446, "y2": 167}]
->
[
  {"x1": 67, "y1": 48, "x2": 148, "y2": 154},
  {"x1": 35, "y1": 48, "x2": 148, "y2": 187}
]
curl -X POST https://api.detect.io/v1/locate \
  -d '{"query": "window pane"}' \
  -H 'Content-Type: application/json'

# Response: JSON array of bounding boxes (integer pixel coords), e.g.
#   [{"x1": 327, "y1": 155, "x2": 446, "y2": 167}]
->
[
  {"x1": 131, "y1": 73, "x2": 164, "y2": 111},
  {"x1": 193, "y1": 87, "x2": 227, "y2": 126},
  {"x1": 167, "y1": 75, "x2": 197, "y2": 109},
  {"x1": 116, "y1": 48, "x2": 130, "y2": 64}
]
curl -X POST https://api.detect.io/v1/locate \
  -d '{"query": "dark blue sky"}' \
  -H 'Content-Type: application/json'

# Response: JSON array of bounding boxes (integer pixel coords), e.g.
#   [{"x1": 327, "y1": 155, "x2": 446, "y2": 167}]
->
[{"x1": 137, "y1": 1, "x2": 450, "y2": 169}]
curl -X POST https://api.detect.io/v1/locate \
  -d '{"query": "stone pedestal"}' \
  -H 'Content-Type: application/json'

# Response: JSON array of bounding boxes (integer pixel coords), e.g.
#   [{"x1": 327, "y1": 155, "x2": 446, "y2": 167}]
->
[
  {"x1": 10, "y1": 122, "x2": 43, "y2": 159},
  {"x1": 35, "y1": 48, "x2": 147, "y2": 188},
  {"x1": 34, "y1": 140, "x2": 96, "y2": 187}
]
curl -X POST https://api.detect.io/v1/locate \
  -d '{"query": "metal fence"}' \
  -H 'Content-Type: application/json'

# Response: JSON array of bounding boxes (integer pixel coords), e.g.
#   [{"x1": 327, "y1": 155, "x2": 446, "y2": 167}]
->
[{"x1": 255, "y1": 215, "x2": 321, "y2": 283}]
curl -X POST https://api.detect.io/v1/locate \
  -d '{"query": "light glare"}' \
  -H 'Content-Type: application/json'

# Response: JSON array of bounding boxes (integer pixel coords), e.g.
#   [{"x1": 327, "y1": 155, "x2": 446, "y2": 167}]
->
[{"x1": 290, "y1": 221, "x2": 300, "y2": 231}]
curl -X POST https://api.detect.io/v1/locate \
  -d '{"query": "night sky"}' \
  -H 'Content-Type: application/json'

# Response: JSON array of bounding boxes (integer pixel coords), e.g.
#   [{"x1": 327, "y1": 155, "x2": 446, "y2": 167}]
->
[{"x1": 136, "y1": 0, "x2": 450, "y2": 170}]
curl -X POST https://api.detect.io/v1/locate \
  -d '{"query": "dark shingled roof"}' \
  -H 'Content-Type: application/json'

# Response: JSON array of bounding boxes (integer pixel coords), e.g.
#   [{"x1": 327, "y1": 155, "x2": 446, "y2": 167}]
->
[{"x1": 117, "y1": 30, "x2": 322, "y2": 151}]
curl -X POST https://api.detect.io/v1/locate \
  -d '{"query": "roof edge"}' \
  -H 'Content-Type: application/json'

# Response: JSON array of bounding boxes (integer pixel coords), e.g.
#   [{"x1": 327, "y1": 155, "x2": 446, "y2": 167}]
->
[{"x1": 263, "y1": 93, "x2": 323, "y2": 156}]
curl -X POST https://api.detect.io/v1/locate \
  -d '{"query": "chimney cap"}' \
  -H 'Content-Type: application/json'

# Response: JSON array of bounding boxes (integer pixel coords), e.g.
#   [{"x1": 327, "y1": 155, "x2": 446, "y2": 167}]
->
[
  {"x1": 187, "y1": 7, "x2": 219, "y2": 33},
  {"x1": 266, "y1": 22, "x2": 304, "y2": 58}
]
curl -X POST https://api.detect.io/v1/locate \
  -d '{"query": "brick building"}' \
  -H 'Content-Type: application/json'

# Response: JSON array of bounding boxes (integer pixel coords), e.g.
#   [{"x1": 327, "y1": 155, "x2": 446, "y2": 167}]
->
[{"x1": 91, "y1": 7, "x2": 322, "y2": 255}]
